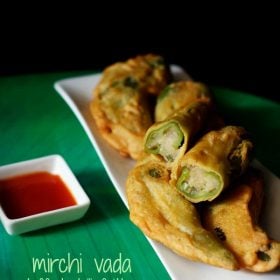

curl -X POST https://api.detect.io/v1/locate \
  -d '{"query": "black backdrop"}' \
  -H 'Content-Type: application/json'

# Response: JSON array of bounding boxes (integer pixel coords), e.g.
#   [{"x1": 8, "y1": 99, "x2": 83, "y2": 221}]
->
[{"x1": 1, "y1": 9, "x2": 279, "y2": 103}]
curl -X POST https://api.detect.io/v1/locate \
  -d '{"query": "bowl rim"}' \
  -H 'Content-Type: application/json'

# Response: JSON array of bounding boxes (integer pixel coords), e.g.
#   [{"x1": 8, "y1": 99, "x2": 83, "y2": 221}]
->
[{"x1": 0, "y1": 154, "x2": 91, "y2": 234}]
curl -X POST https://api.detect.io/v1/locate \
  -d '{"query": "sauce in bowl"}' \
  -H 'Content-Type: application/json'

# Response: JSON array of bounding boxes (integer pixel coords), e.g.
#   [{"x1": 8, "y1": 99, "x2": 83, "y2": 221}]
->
[{"x1": 0, "y1": 171, "x2": 77, "y2": 219}]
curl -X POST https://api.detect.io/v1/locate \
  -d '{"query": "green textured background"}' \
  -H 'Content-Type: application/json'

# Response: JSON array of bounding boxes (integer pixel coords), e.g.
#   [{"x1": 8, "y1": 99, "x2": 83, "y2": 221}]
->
[{"x1": 0, "y1": 72, "x2": 279, "y2": 280}]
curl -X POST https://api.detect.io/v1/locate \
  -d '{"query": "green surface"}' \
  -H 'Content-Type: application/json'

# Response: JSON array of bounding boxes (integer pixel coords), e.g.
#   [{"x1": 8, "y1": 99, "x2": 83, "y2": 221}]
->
[
  {"x1": 213, "y1": 87, "x2": 280, "y2": 176},
  {"x1": 0, "y1": 72, "x2": 279, "y2": 280},
  {"x1": 0, "y1": 72, "x2": 170, "y2": 280}
]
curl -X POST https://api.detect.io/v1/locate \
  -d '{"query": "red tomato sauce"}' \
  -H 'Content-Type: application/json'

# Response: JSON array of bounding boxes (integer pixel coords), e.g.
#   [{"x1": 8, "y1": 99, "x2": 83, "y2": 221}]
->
[{"x1": 0, "y1": 172, "x2": 77, "y2": 219}]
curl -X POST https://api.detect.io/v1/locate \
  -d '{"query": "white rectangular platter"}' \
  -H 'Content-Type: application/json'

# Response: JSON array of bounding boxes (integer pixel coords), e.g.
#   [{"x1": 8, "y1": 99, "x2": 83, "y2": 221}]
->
[{"x1": 54, "y1": 65, "x2": 280, "y2": 280}]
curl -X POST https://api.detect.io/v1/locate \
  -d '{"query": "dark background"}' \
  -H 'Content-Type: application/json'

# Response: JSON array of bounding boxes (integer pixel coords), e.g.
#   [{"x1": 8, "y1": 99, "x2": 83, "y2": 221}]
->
[{"x1": 1, "y1": 8, "x2": 279, "y2": 103}]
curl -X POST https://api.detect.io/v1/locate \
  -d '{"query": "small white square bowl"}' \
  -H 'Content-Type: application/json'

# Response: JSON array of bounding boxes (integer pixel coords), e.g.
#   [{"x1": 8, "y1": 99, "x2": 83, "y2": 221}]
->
[{"x1": 0, "y1": 155, "x2": 90, "y2": 235}]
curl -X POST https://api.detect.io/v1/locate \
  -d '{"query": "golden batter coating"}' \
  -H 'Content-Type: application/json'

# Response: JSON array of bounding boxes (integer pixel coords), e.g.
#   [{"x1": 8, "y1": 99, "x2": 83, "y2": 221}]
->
[
  {"x1": 90, "y1": 54, "x2": 279, "y2": 273},
  {"x1": 175, "y1": 126, "x2": 253, "y2": 203},
  {"x1": 203, "y1": 169, "x2": 280, "y2": 272},
  {"x1": 90, "y1": 54, "x2": 170, "y2": 159},
  {"x1": 126, "y1": 157, "x2": 238, "y2": 270},
  {"x1": 155, "y1": 81, "x2": 212, "y2": 122},
  {"x1": 144, "y1": 102, "x2": 209, "y2": 165}
]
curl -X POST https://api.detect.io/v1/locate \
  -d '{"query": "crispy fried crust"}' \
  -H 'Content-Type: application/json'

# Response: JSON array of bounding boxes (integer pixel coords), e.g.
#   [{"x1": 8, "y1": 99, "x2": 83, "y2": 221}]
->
[
  {"x1": 90, "y1": 54, "x2": 169, "y2": 159},
  {"x1": 126, "y1": 159, "x2": 238, "y2": 270},
  {"x1": 155, "y1": 81, "x2": 212, "y2": 122},
  {"x1": 90, "y1": 100, "x2": 146, "y2": 158},
  {"x1": 203, "y1": 169, "x2": 280, "y2": 272},
  {"x1": 144, "y1": 101, "x2": 210, "y2": 170},
  {"x1": 175, "y1": 126, "x2": 253, "y2": 202}
]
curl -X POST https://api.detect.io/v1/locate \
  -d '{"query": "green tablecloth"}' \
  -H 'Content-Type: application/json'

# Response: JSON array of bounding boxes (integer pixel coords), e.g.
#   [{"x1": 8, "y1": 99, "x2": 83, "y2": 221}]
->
[{"x1": 0, "y1": 72, "x2": 279, "y2": 280}]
